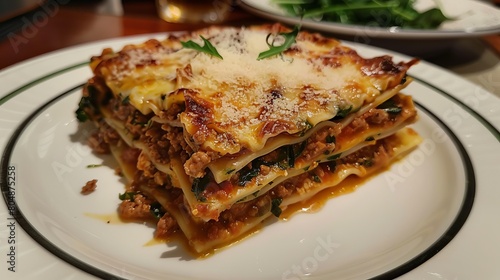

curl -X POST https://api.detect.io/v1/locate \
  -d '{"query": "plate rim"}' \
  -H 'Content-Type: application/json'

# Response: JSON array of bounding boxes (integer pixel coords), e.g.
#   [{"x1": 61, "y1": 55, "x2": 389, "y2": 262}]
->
[
  {"x1": 0, "y1": 78, "x2": 477, "y2": 280},
  {"x1": 0, "y1": 33, "x2": 499, "y2": 279},
  {"x1": 238, "y1": 0, "x2": 500, "y2": 39}
]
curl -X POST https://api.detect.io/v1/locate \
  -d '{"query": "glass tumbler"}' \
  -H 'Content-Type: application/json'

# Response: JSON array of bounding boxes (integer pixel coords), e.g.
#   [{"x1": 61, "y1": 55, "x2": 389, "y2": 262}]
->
[{"x1": 156, "y1": 0, "x2": 232, "y2": 24}]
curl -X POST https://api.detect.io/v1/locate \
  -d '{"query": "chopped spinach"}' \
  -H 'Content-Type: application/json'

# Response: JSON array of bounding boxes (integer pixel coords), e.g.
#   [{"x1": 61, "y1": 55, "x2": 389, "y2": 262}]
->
[
  {"x1": 287, "y1": 141, "x2": 307, "y2": 168},
  {"x1": 362, "y1": 158, "x2": 374, "y2": 167},
  {"x1": 377, "y1": 99, "x2": 402, "y2": 114},
  {"x1": 312, "y1": 174, "x2": 321, "y2": 183},
  {"x1": 365, "y1": 136, "x2": 375, "y2": 141},
  {"x1": 122, "y1": 95, "x2": 130, "y2": 104},
  {"x1": 326, "y1": 161, "x2": 337, "y2": 172},
  {"x1": 75, "y1": 85, "x2": 101, "y2": 122},
  {"x1": 326, "y1": 135, "x2": 336, "y2": 144},
  {"x1": 400, "y1": 75, "x2": 407, "y2": 85},
  {"x1": 192, "y1": 173, "x2": 210, "y2": 202},
  {"x1": 118, "y1": 192, "x2": 136, "y2": 201},
  {"x1": 238, "y1": 162, "x2": 264, "y2": 186},
  {"x1": 298, "y1": 120, "x2": 313, "y2": 136},
  {"x1": 75, "y1": 96, "x2": 92, "y2": 122},
  {"x1": 150, "y1": 202, "x2": 165, "y2": 219},
  {"x1": 333, "y1": 105, "x2": 353, "y2": 120},
  {"x1": 271, "y1": 198, "x2": 283, "y2": 217},
  {"x1": 327, "y1": 153, "x2": 341, "y2": 161}
]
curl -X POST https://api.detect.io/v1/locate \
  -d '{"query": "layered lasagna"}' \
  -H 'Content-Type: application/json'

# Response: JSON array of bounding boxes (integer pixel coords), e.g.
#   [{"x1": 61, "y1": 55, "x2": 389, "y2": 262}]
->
[{"x1": 76, "y1": 24, "x2": 421, "y2": 255}]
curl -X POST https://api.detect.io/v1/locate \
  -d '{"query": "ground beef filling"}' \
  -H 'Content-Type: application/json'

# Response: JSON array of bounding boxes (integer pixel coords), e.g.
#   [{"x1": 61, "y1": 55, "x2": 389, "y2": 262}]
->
[
  {"x1": 81, "y1": 179, "x2": 98, "y2": 195},
  {"x1": 87, "y1": 120, "x2": 120, "y2": 154},
  {"x1": 118, "y1": 193, "x2": 154, "y2": 220}
]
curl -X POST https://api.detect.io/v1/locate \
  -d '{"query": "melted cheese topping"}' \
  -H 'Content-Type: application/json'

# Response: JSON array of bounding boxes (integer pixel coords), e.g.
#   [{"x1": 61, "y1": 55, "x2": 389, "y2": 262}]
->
[
  {"x1": 180, "y1": 27, "x2": 377, "y2": 155},
  {"x1": 90, "y1": 24, "x2": 415, "y2": 158}
]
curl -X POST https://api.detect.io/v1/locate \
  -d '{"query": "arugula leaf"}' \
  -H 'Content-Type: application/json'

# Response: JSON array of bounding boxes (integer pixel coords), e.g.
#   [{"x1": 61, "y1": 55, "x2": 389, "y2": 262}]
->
[
  {"x1": 181, "y1": 36, "x2": 223, "y2": 59},
  {"x1": 257, "y1": 25, "x2": 300, "y2": 60},
  {"x1": 302, "y1": 2, "x2": 399, "y2": 18},
  {"x1": 272, "y1": 0, "x2": 452, "y2": 29},
  {"x1": 271, "y1": 198, "x2": 283, "y2": 217},
  {"x1": 410, "y1": 8, "x2": 450, "y2": 29}
]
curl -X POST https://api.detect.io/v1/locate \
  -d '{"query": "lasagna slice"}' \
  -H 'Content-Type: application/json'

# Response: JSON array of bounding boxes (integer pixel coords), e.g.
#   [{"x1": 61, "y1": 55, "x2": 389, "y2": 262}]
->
[{"x1": 76, "y1": 24, "x2": 421, "y2": 255}]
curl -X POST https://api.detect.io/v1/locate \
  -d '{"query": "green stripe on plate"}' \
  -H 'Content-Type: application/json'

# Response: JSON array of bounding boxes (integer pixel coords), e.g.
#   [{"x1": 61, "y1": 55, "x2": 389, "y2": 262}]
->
[
  {"x1": 0, "y1": 61, "x2": 88, "y2": 106},
  {"x1": 413, "y1": 76, "x2": 500, "y2": 142}
]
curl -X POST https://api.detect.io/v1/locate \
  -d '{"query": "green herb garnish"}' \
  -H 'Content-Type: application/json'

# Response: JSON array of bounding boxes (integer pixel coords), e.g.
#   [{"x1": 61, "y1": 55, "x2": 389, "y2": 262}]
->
[
  {"x1": 181, "y1": 36, "x2": 223, "y2": 59},
  {"x1": 257, "y1": 25, "x2": 300, "y2": 60},
  {"x1": 86, "y1": 164, "x2": 103, "y2": 168}
]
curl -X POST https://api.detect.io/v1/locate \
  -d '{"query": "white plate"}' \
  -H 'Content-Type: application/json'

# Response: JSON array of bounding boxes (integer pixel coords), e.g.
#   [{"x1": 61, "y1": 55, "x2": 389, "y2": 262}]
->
[
  {"x1": 239, "y1": 0, "x2": 500, "y2": 39},
  {"x1": 0, "y1": 34, "x2": 499, "y2": 280}
]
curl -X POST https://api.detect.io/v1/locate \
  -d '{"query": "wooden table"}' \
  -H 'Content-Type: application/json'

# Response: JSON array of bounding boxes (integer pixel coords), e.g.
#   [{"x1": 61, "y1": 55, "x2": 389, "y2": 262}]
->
[
  {"x1": 0, "y1": 1, "x2": 264, "y2": 70},
  {"x1": 0, "y1": 0, "x2": 498, "y2": 96}
]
